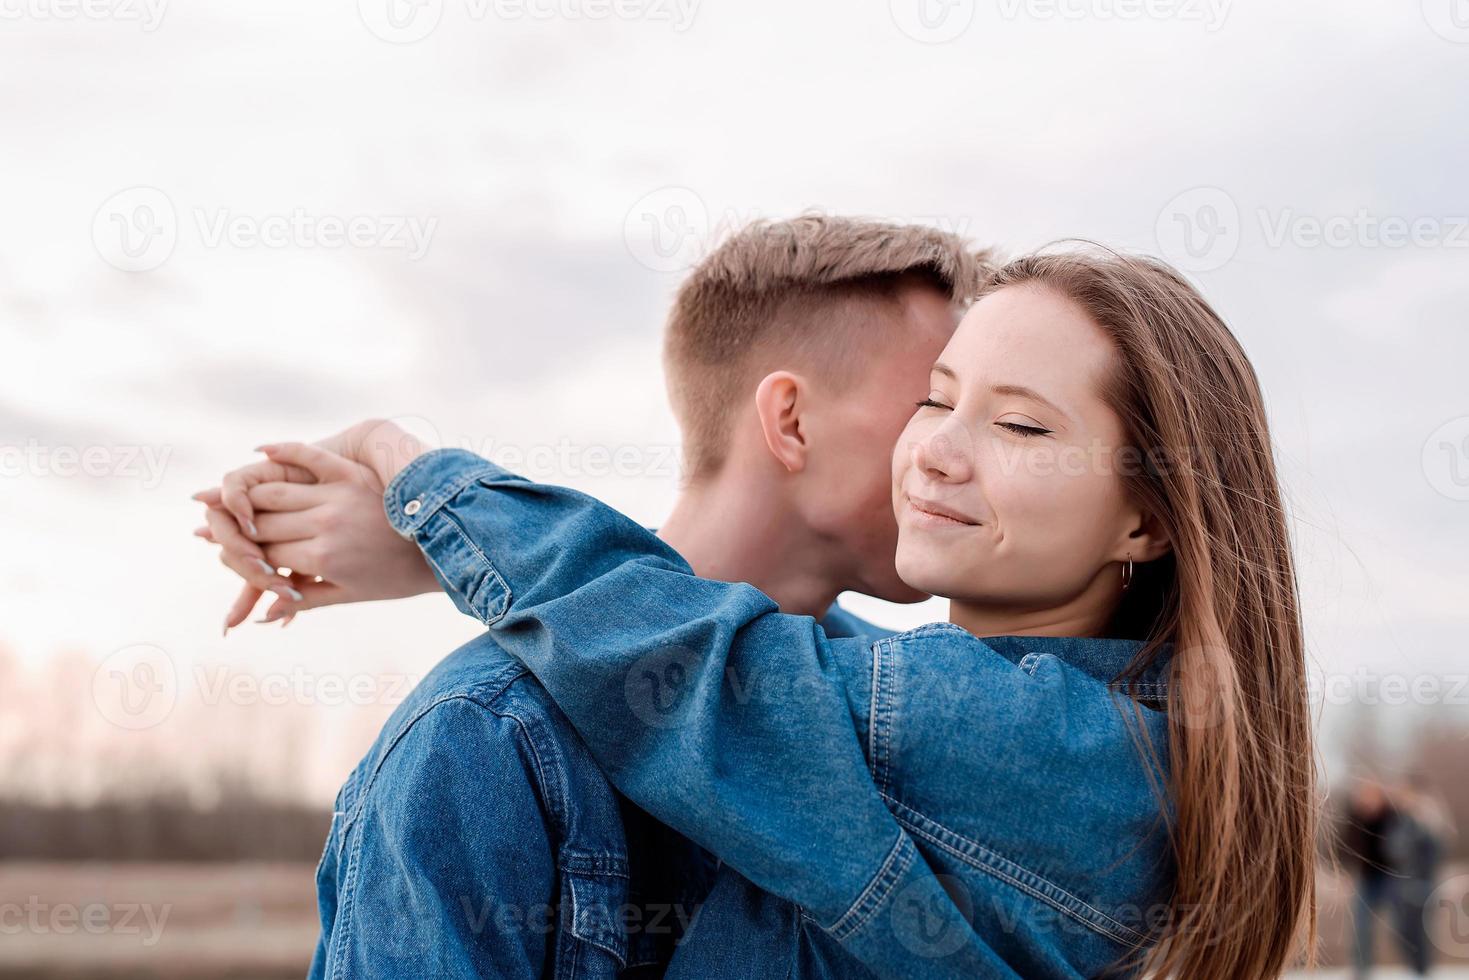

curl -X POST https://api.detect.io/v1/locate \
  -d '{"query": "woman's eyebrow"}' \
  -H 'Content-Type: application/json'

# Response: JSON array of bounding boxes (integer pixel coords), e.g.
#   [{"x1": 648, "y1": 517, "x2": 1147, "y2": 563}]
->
[
  {"x1": 990, "y1": 383, "x2": 1070, "y2": 421},
  {"x1": 931, "y1": 364, "x2": 1071, "y2": 422}
]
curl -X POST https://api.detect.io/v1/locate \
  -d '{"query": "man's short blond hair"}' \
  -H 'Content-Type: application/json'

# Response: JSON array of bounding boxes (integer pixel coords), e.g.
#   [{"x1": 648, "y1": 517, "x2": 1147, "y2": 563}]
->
[{"x1": 664, "y1": 214, "x2": 992, "y2": 478}]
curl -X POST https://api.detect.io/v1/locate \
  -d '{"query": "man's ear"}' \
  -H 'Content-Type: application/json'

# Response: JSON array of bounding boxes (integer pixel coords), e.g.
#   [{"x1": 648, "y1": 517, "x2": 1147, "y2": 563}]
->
[
  {"x1": 753, "y1": 371, "x2": 809, "y2": 474},
  {"x1": 1116, "y1": 507, "x2": 1172, "y2": 564}
]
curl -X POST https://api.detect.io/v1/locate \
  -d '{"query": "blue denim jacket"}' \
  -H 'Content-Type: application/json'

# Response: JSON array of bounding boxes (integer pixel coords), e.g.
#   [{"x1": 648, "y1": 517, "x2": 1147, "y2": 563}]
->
[
  {"x1": 308, "y1": 634, "x2": 719, "y2": 978},
  {"x1": 385, "y1": 450, "x2": 1177, "y2": 979},
  {"x1": 307, "y1": 598, "x2": 886, "y2": 978}
]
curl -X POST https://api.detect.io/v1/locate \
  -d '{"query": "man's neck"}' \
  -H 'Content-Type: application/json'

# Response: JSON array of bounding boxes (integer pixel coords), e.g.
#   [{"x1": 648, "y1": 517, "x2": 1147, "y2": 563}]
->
[{"x1": 655, "y1": 478, "x2": 842, "y2": 619}]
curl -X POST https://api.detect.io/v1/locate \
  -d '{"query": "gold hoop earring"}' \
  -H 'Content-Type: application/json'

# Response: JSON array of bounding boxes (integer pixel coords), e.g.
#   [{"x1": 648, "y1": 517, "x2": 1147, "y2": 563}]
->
[{"x1": 1121, "y1": 555, "x2": 1134, "y2": 592}]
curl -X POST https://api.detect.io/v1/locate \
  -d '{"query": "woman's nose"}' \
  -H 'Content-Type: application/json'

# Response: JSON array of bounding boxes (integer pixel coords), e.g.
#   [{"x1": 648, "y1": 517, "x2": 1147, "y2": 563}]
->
[{"x1": 911, "y1": 424, "x2": 972, "y2": 483}]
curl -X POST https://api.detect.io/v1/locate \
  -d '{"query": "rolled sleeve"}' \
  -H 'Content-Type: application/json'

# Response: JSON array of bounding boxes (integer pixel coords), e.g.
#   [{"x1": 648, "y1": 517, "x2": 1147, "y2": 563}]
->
[
  {"x1": 384, "y1": 450, "x2": 522, "y2": 625},
  {"x1": 384, "y1": 448, "x2": 509, "y2": 536}
]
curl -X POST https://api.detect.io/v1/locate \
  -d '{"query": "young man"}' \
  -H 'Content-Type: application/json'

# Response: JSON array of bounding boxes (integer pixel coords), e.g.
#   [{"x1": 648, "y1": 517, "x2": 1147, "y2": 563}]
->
[{"x1": 198, "y1": 216, "x2": 990, "y2": 977}]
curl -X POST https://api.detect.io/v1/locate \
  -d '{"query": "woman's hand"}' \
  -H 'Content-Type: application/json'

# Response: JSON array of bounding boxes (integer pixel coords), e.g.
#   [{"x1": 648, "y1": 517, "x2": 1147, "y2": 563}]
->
[
  {"x1": 194, "y1": 437, "x2": 439, "y2": 632},
  {"x1": 212, "y1": 419, "x2": 428, "y2": 541}
]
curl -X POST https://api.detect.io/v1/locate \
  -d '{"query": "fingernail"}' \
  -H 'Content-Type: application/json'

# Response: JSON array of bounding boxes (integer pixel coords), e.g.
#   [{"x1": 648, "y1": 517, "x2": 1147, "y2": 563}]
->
[
  {"x1": 222, "y1": 620, "x2": 231, "y2": 638},
  {"x1": 255, "y1": 558, "x2": 277, "y2": 577},
  {"x1": 272, "y1": 585, "x2": 304, "y2": 602},
  {"x1": 254, "y1": 444, "x2": 277, "y2": 454},
  {"x1": 246, "y1": 520, "x2": 259, "y2": 538},
  {"x1": 193, "y1": 528, "x2": 210, "y2": 538},
  {"x1": 256, "y1": 611, "x2": 284, "y2": 624},
  {"x1": 281, "y1": 612, "x2": 296, "y2": 628}
]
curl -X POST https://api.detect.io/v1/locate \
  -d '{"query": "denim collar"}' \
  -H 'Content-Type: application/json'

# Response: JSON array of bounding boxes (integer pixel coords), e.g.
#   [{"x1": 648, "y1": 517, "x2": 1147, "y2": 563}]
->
[
  {"x1": 984, "y1": 632, "x2": 1173, "y2": 705},
  {"x1": 892, "y1": 625, "x2": 1173, "y2": 702}
]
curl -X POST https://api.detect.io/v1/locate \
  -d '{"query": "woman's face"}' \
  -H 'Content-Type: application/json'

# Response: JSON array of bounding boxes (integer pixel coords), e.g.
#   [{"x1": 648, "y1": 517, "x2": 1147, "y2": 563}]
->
[{"x1": 890, "y1": 283, "x2": 1148, "y2": 614}]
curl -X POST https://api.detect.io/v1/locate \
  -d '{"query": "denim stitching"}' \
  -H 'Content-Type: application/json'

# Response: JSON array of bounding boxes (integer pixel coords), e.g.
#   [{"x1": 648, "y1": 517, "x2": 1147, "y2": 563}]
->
[
  {"x1": 883, "y1": 622, "x2": 973, "y2": 643},
  {"x1": 826, "y1": 830, "x2": 912, "y2": 940},
  {"x1": 420, "y1": 510, "x2": 512, "y2": 625},
  {"x1": 339, "y1": 661, "x2": 533, "y2": 842},
  {"x1": 328, "y1": 780, "x2": 378, "y2": 979},
  {"x1": 869, "y1": 641, "x2": 892, "y2": 796},
  {"x1": 336, "y1": 680, "x2": 626, "y2": 977},
  {"x1": 565, "y1": 871, "x2": 630, "y2": 965},
  {"x1": 880, "y1": 793, "x2": 1152, "y2": 948}
]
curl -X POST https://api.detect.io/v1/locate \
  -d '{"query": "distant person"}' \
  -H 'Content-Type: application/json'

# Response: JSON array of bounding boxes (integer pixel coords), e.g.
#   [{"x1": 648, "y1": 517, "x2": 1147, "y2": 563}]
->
[
  {"x1": 1343, "y1": 776, "x2": 1455, "y2": 978},
  {"x1": 1389, "y1": 776, "x2": 1456, "y2": 976},
  {"x1": 1344, "y1": 779, "x2": 1400, "y2": 978}
]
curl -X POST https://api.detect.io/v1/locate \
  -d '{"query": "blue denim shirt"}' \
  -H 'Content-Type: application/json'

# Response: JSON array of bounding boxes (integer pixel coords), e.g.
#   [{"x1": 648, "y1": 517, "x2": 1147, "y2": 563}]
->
[{"x1": 384, "y1": 450, "x2": 1177, "y2": 979}]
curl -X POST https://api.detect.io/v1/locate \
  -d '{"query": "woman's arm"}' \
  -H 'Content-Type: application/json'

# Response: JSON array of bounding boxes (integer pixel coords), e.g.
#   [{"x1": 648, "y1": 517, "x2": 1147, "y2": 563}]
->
[{"x1": 385, "y1": 449, "x2": 994, "y2": 977}]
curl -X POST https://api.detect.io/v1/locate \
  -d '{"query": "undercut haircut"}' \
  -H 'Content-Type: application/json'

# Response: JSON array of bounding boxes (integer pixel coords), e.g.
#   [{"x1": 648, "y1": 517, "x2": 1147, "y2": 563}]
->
[{"x1": 664, "y1": 214, "x2": 993, "y2": 479}]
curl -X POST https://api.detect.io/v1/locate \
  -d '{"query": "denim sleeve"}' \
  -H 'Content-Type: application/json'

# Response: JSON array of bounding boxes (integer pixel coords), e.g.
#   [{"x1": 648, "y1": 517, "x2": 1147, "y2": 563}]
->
[
  {"x1": 384, "y1": 450, "x2": 990, "y2": 977},
  {"x1": 320, "y1": 696, "x2": 556, "y2": 978}
]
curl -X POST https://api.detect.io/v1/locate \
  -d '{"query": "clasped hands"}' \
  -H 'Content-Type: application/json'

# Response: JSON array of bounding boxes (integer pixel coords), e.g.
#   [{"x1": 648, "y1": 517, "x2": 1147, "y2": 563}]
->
[{"x1": 192, "y1": 419, "x2": 440, "y2": 632}]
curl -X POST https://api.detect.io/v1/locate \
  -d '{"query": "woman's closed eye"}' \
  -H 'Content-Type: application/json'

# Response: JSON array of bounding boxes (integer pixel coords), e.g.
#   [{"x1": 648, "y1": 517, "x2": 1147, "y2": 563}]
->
[
  {"x1": 915, "y1": 397, "x2": 952, "y2": 411},
  {"x1": 996, "y1": 421, "x2": 1053, "y2": 438}
]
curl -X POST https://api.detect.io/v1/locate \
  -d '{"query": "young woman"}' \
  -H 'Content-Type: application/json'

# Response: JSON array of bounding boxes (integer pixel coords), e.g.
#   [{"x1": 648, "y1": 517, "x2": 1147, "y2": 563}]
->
[{"x1": 218, "y1": 248, "x2": 1319, "y2": 977}]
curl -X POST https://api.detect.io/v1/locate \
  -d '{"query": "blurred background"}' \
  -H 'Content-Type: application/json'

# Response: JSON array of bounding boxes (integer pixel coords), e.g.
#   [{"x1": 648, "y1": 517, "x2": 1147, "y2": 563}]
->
[{"x1": 2, "y1": 0, "x2": 1467, "y2": 975}]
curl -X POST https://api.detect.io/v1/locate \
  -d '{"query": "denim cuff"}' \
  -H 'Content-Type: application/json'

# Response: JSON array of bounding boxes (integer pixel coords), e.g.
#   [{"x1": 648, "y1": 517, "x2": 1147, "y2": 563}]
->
[
  {"x1": 383, "y1": 448, "x2": 509, "y2": 538},
  {"x1": 383, "y1": 448, "x2": 524, "y2": 625}
]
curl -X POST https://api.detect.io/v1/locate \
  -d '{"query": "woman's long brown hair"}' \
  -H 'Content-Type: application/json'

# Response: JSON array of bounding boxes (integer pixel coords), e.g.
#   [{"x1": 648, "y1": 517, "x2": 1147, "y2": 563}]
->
[{"x1": 977, "y1": 249, "x2": 1317, "y2": 978}]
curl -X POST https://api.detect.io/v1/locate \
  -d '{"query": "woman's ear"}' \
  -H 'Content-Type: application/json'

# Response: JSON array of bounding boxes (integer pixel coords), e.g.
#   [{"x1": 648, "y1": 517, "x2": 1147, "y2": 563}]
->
[
  {"x1": 753, "y1": 371, "x2": 809, "y2": 473},
  {"x1": 1119, "y1": 509, "x2": 1172, "y2": 563}
]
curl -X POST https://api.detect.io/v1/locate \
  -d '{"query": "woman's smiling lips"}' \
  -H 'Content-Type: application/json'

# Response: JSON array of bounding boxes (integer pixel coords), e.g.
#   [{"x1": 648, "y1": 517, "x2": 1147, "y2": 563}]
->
[{"x1": 904, "y1": 494, "x2": 981, "y2": 529}]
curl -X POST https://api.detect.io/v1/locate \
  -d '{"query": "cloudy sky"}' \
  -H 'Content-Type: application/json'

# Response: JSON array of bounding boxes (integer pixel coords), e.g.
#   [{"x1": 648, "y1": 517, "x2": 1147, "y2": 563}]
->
[{"x1": 2, "y1": 0, "x2": 1466, "y2": 804}]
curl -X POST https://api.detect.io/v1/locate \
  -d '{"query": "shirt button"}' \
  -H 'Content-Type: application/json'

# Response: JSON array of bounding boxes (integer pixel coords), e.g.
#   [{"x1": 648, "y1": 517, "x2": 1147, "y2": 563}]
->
[{"x1": 403, "y1": 499, "x2": 422, "y2": 516}]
